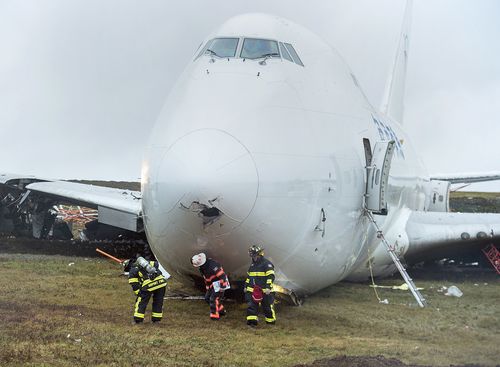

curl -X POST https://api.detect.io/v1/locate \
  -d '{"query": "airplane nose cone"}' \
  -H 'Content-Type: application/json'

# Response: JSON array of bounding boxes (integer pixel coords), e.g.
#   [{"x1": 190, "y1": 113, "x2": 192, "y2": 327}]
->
[{"x1": 152, "y1": 129, "x2": 258, "y2": 231}]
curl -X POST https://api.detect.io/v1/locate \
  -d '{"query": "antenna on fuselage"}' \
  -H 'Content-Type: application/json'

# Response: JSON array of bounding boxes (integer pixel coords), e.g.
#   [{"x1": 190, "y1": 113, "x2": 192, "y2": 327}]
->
[{"x1": 380, "y1": 0, "x2": 413, "y2": 124}]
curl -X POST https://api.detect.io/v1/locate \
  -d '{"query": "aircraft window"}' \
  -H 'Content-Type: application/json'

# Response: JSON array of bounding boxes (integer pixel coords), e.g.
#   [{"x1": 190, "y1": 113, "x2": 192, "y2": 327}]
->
[
  {"x1": 279, "y1": 42, "x2": 293, "y2": 62},
  {"x1": 284, "y1": 43, "x2": 304, "y2": 66},
  {"x1": 195, "y1": 39, "x2": 214, "y2": 60},
  {"x1": 206, "y1": 38, "x2": 239, "y2": 58},
  {"x1": 375, "y1": 169, "x2": 380, "y2": 186},
  {"x1": 240, "y1": 38, "x2": 280, "y2": 60}
]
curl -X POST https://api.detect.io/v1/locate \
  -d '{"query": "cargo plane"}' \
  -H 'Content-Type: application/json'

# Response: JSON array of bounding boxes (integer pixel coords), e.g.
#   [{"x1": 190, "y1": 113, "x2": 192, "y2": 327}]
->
[{"x1": 2, "y1": 3, "x2": 500, "y2": 298}]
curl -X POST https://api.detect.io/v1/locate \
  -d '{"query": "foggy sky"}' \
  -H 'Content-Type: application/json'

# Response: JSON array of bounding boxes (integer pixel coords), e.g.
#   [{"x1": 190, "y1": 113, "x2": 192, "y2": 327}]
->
[{"x1": 1, "y1": 0, "x2": 499, "y2": 191}]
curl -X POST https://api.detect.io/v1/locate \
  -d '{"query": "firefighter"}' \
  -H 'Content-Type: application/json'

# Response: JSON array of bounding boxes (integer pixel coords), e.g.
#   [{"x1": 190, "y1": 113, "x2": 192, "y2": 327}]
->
[
  {"x1": 123, "y1": 255, "x2": 167, "y2": 324},
  {"x1": 244, "y1": 245, "x2": 276, "y2": 327},
  {"x1": 191, "y1": 253, "x2": 230, "y2": 320}
]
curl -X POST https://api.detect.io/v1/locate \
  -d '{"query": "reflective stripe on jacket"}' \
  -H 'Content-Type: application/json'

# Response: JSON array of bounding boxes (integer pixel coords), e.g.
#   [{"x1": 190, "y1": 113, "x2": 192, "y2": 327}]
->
[
  {"x1": 199, "y1": 258, "x2": 229, "y2": 291},
  {"x1": 128, "y1": 260, "x2": 166, "y2": 295},
  {"x1": 245, "y1": 257, "x2": 274, "y2": 293}
]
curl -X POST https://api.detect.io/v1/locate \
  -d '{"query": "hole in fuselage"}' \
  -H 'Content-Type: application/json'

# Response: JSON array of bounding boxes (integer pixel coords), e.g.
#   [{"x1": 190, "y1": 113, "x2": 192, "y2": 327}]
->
[
  {"x1": 200, "y1": 206, "x2": 220, "y2": 217},
  {"x1": 180, "y1": 201, "x2": 222, "y2": 226},
  {"x1": 200, "y1": 206, "x2": 221, "y2": 226}
]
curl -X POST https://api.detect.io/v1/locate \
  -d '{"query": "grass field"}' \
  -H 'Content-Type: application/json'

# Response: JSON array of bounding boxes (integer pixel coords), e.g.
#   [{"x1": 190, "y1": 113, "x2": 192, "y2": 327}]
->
[{"x1": 0, "y1": 254, "x2": 498, "y2": 366}]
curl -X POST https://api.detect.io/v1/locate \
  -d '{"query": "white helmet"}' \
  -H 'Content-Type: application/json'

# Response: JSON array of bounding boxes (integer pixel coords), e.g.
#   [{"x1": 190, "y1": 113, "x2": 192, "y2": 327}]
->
[{"x1": 191, "y1": 253, "x2": 207, "y2": 267}]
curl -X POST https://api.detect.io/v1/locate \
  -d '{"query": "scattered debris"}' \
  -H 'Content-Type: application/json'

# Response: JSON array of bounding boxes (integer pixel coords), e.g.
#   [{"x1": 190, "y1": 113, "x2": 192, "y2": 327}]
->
[
  {"x1": 66, "y1": 333, "x2": 81, "y2": 342},
  {"x1": 164, "y1": 295, "x2": 205, "y2": 300},
  {"x1": 444, "y1": 285, "x2": 463, "y2": 297},
  {"x1": 370, "y1": 283, "x2": 424, "y2": 291},
  {"x1": 68, "y1": 262, "x2": 75, "y2": 266},
  {"x1": 379, "y1": 299, "x2": 389, "y2": 304},
  {"x1": 437, "y1": 286, "x2": 447, "y2": 293}
]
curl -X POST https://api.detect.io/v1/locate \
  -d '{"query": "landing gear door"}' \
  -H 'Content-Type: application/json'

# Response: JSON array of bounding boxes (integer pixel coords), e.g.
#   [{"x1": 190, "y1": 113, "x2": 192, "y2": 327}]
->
[{"x1": 365, "y1": 140, "x2": 395, "y2": 215}]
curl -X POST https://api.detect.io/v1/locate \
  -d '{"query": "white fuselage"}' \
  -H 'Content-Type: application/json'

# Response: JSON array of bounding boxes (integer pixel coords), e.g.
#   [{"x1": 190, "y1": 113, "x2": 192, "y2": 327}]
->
[{"x1": 141, "y1": 14, "x2": 429, "y2": 295}]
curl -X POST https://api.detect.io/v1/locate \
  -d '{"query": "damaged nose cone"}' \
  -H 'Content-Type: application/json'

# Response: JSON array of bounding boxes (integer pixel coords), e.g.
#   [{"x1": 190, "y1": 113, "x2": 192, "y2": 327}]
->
[{"x1": 153, "y1": 129, "x2": 258, "y2": 234}]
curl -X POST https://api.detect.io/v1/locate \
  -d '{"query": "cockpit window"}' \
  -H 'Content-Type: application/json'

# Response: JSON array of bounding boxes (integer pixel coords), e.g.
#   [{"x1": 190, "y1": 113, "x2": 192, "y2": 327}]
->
[
  {"x1": 240, "y1": 38, "x2": 280, "y2": 60},
  {"x1": 195, "y1": 38, "x2": 239, "y2": 60},
  {"x1": 207, "y1": 38, "x2": 239, "y2": 58},
  {"x1": 284, "y1": 43, "x2": 304, "y2": 66},
  {"x1": 279, "y1": 42, "x2": 293, "y2": 63},
  {"x1": 195, "y1": 39, "x2": 214, "y2": 60}
]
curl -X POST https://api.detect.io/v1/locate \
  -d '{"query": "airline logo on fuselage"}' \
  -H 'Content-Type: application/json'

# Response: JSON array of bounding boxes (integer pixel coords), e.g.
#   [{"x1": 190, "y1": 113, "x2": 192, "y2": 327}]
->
[{"x1": 371, "y1": 116, "x2": 405, "y2": 159}]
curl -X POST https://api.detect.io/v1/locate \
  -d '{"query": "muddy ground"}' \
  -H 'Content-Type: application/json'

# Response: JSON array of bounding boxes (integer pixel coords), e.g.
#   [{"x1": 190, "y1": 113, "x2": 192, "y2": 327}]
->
[{"x1": 294, "y1": 355, "x2": 489, "y2": 367}]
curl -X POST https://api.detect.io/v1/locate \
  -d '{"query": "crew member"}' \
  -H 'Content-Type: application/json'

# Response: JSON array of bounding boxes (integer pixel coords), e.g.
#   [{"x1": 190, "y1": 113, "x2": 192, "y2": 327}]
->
[
  {"x1": 123, "y1": 255, "x2": 167, "y2": 324},
  {"x1": 191, "y1": 253, "x2": 230, "y2": 320},
  {"x1": 244, "y1": 245, "x2": 276, "y2": 327}
]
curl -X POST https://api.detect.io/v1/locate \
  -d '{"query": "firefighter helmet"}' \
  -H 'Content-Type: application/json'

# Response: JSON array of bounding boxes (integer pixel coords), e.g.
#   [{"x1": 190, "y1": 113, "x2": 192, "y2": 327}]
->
[
  {"x1": 191, "y1": 253, "x2": 207, "y2": 267},
  {"x1": 248, "y1": 245, "x2": 264, "y2": 257},
  {"x1": 122, "y1": 257, "x2": 135, "y2": 272}
]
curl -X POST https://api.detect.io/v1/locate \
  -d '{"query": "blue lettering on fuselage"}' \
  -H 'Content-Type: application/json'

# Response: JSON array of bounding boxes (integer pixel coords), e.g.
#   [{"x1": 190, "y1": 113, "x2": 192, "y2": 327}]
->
[{"x1": 371, "y1": 116, "x2": 405, "y2": 159}]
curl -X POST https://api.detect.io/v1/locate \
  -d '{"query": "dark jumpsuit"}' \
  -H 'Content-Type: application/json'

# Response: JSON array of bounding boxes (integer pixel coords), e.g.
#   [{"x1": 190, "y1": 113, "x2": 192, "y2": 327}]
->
[
  {"x1": 128, "y1": 260, "x2": 167, "y2": 323},
  {"x1": 198, "y1": 258, "x2": 229, "y2": 320},
  {"x1": 245, "y1": 256, "x2": 276, "y2": 325}
]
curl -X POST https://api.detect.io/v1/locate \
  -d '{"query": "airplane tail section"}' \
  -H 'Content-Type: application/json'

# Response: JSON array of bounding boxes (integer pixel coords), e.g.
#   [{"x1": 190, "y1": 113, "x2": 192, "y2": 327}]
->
[{"x1": 380, "y1": 0, "x2": 413, "y2": 124}]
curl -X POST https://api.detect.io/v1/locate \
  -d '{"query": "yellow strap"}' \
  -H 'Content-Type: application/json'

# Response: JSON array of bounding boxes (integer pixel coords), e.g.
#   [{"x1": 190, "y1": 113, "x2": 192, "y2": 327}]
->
[
  {"x1": 128, "y1": 278, "x2": 139, "y2": 283},
  {"x1": 265, "y1": 270, "x2": 275, "y2": 276},
  {"x1": 152, "y1": 312, "x2": 163, "y2": 318},
  {"x1": 246, "y1": 315, "x2": 258, "y2": 321}
]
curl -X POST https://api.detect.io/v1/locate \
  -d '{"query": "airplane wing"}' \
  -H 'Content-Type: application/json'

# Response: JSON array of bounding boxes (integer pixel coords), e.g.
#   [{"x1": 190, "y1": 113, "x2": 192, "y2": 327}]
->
[
  {"x1": 430, "y1": 172, "x2": 500, "y2": 184},
  {"x1": 0, "y1": 174, "x2": 142, "y2": 233},
  {"x1": 405, "y1": 211, "x2": 500, "y2": 260}
]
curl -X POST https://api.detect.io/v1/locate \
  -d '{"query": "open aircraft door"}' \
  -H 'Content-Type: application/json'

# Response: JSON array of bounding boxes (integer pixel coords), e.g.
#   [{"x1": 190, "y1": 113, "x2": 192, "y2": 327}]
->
[{"x1": 363, "y1": 139, "x2": 396, "y2": 215}]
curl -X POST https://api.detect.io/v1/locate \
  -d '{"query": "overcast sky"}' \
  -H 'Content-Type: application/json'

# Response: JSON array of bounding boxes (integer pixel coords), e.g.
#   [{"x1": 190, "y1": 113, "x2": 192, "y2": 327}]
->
[{"x1": 1, "y1": 0, "x2": 499, "y2": 191}]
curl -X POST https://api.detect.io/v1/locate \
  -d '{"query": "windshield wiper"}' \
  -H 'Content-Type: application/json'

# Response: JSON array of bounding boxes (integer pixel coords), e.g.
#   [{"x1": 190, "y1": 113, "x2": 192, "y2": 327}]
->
[
  {"x1": 205, "y1": 49, "x2": 220, "y2": 58},
  {"x1": 260, "y1": 52, "x2": 280, "y2": 58},
  {"x1": 258, "y1": 52, "x2": 280, "y2": 65}
]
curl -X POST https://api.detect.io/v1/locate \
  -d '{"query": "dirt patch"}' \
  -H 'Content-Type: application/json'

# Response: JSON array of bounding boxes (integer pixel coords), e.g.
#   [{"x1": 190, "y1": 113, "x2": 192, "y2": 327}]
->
[{"x1": 293, "y1": 355, "x2": 487, "y2": 367}]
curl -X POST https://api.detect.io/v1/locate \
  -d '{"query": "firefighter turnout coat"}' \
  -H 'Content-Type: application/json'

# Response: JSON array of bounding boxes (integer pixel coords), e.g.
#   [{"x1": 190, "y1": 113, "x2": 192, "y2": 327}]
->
[
  {"x1": 128, "y1": 260, "x2": 167, "y2": 322},
  {"x1": 245, "y1": 256, "x2": 276, "y2": 325},
  {"x1": 198, "y1": 258, "x2": 229, "y2": 319}
]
